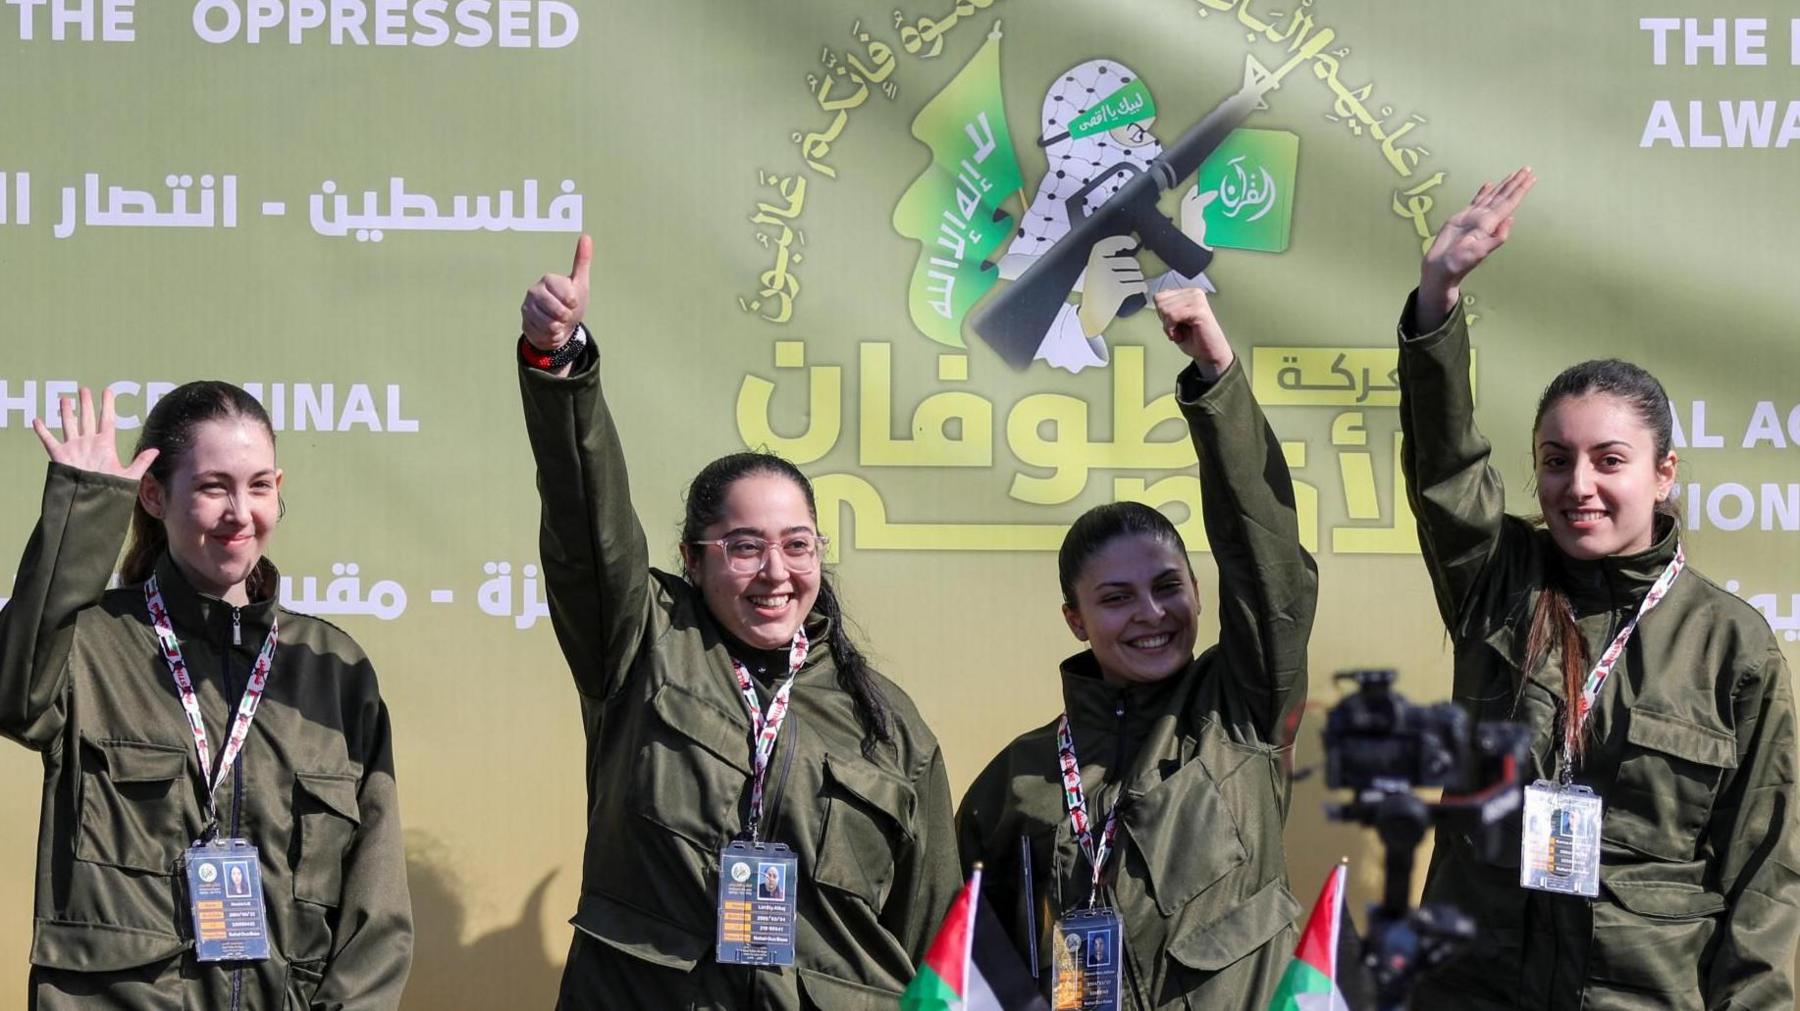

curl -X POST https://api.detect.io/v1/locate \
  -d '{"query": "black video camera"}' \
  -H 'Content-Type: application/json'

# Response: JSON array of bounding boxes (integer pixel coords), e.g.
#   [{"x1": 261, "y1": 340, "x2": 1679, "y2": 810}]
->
[
  {"x1": 1324, "y1": 669, "x2": 1472, "y2": 792},
  {"x1": 1320, "y1": 669, "x2": 1532, "y2": 1011}
]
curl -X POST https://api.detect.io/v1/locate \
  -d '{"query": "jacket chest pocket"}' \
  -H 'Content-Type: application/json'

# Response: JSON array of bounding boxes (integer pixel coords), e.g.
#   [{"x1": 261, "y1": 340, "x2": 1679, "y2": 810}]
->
[
  {"x1": 1164, "y1": 877, "x2": 1300, "y2": 998},
  {"x1": 1588, "y1": 878, "x2": 1723, "y2": 1001},
  {"x1": 292, "y1": 772, "x2": 360, "y2": 906},
  {"x1": 1123, "y1": 758, "x2": 1247, "y2": 916},
  {"x1": 1604, "y1": 708, "x2": 1736, "y2": 862},
  {"x1": 630, "y1": 681, "x2": 752, "y2": 848},
  {"x1": 811, "y1": 754, "x2": 914, "y2": 910},
  {"x1": 76, "y1": 735, "x2": 194, "y2": 875}
]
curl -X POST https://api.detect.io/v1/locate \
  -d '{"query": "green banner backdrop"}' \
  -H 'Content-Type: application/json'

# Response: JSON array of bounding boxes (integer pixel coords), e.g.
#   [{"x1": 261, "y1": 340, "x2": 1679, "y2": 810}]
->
[{"x1": 3, "y1": 0, "x2": 1798, "y2": 1002}]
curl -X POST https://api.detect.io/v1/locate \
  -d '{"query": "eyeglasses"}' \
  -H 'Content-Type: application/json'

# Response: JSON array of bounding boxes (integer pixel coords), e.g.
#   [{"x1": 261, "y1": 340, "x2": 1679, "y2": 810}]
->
[{"x1": 690, "y1": 533, "x2": 830, "y2": 575}]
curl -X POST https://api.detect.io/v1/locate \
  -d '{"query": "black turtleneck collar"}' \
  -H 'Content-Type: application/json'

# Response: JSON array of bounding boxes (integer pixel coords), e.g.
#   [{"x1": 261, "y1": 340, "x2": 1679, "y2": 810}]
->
[
  {"x1": 718, "y1": 626, "x2": 795, "y2": 683},
  {"x1": 1547, "y1": 513, "x2": 1681, "y2": 616}
]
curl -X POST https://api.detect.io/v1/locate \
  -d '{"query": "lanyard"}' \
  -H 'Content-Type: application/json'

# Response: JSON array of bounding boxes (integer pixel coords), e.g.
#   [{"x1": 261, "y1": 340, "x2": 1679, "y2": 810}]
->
[
  {"x1": 1056, "y1": 713, "x2": 1122, "y2": 907},
  {"x1": 1559, "y1": 544, "x2": 1685, "y2": 782},
  {"x1": 145, "y1": 576, "x2": 280, "y2": 833},
  {"x1": 728, "y1": 628, "x2": 809, "y2": 842}
]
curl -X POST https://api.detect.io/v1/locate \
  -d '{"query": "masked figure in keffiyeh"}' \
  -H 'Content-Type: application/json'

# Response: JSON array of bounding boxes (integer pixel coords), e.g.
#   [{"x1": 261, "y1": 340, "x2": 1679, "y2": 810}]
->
[{"x1": 996, "y1": 59, "x2": 1214, "y2": 374}]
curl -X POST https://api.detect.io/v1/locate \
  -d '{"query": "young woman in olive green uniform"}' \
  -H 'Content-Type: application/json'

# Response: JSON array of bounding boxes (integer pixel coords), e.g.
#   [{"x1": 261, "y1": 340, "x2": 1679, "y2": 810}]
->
[
  {"x1": 1401, "y1": 168, "x2": 1799, "y2": 1008},
  {"x1": 957, "y1": 289, "x2": 1317, "y2": 1010},
  {"x1": 515, "y1": 236, "x2": 961, "y2": 1009},
  {"x1": 0, "y1": 384, "x2": 412, "y2": 1009}
]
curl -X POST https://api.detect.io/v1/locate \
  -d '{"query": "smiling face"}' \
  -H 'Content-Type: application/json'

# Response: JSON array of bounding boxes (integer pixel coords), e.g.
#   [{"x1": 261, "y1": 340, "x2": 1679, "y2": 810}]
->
[
  {"x1": 679, "y1": 473, "x2": 822, "y2": 650},
  {"x1": 140, "y1": 417, "x2": 282, "y2": 605},
  {"x1": 1062, "y1": 533, "x2": 1199, "y2": 685},
  {"x1": 1534, "y1": 393, "x2": 1677, "y2": 560}
]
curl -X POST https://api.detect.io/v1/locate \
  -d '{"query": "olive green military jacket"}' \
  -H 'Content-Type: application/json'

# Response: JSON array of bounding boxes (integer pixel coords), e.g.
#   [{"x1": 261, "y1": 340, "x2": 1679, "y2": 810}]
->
[
  {"x1": 517, "y1": 345, "x2": 961, "y2": 1009},
  {"x1": 0, "y1": 464, "x2": 412, "y2": 1010},
  {"x1": 1398, "y1": 296, "x2": 1800, "y2": 1010},
  {"x1": 956, "y1": 360, "x2": 1316, "y2": 1010}
]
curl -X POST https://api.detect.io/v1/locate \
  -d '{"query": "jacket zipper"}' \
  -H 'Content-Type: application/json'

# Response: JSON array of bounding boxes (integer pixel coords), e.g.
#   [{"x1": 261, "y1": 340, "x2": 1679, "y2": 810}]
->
[
  {"x1": 1110, "y1": 694, "x2": 1151, "y2": 1011},
  {"x1": 218, "y1": 607, "x2": 246, "y2": 1010},
  {"x1": 1112, "y1": 696, "x2": 1127, "y2": 781},
  {"x1": 1104, "y1": 696, "x2": 1127, "y2": 887}
]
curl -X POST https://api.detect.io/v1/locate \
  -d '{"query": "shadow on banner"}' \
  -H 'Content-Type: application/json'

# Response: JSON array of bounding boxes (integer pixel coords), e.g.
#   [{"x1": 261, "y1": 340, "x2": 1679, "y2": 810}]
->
[{"x1": 403, "y1": 832, "x2": 562, "y2": 1010}]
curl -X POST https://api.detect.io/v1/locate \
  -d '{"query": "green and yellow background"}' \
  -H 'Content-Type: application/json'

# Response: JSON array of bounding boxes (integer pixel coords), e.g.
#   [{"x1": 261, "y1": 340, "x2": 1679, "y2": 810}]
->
[{"x1": 3, "y1": 0, "x2": 1799, "y2": 1002}]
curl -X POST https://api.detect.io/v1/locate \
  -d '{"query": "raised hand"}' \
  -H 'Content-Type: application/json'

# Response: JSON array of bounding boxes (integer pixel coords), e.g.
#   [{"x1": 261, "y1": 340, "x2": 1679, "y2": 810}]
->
[
  {"x1": 521, "y1": 234, "x2": 592, "y2": 352},
  {"x1": 1153, "y1": 288, "x2": 1234, "y2": 379},
  {"x1": 1418, "y1": 167, "x2": 1536, "y2": 330},
  {"x1": 32, "y1": 387, "x2": 158, "y2": 479}
]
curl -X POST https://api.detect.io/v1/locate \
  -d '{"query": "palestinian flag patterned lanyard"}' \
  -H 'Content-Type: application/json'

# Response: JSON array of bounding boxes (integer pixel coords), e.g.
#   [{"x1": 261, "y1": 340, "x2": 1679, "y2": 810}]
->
[
  {"x1": 1520, "y1": 545, "x2": 1684, "y2": 898},
  {"x1": 146, "y1": 576, "x2": 279, "y2": 962},
  {"x1": 1050, "y1": 713, "x2": 1123, "y2": 1011},
  {"x1": 715, "y1": 628, "x2": 808, "y2": 967}
]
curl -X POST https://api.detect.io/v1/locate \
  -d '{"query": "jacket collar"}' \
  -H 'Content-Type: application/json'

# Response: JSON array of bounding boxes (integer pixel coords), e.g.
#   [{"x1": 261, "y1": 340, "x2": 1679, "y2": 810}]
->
[
  {"x1": 1481, "y1": 515, "x2": 1681, "y2": 681},
  {"x1": 148, "y1": 552, "x2": 280, "y2": 643},
  {"x1": 1548, "y1": 514, "x2": 1681, "y2": 616},
  {"x1": 1057, "y1": 650, "x2": 1188, "y2": 734},
  {"x1": 681, "y1": 580, "x2": 835, "y2": 680}
]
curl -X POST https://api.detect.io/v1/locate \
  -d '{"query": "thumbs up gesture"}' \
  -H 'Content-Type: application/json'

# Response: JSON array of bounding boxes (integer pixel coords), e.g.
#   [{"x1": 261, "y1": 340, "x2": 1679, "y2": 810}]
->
[{"x1": 521, "y1": 234, "x2": 592, "y2": 352}]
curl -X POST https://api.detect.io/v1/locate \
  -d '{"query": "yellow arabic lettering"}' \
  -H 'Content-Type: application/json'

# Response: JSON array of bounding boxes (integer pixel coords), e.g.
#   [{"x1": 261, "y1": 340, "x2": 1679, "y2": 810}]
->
[
  {"x1": 1265, "y1": 6, "x2": 1318, "y2": 49},
  {"x1": 1261, "y1": 25, "x2": 1336, "y2": 91},
  {"x1": 1113, "y1": 476, "x2": 1210, "y2": 552},
  {"x1": 1235, "y1": 0, "x2": 1272, "y2": 38},
  {"x1": 793, "y1": 115, "x2": 846, "y2": 178},
  {"x1": 1252, "y1": 347, "x2": 1406, "y2": 408},
  {"x1": 848, "y1": 22, "x2": 897, "y2": 84},
  {"x1": 1006, "y1": 392, "x2": 1091, "y2": 505},
  {"x1": 753, "y1": 171, "x2": 807, "y2": 221},
  {"x1": 735, "y1": 342, "x2": 841, "y2": 459},
  {"x1": 1378, "y1": 117, "x2": 1430, "y2": 176},
  {"x1": 1392, "y1": 171, "x2": 1446, "y2": 254},
  {"x1": 737, "y1": 290, "x2": 793, "y2": 324},
  {"x1": 757, "y1": 233, "x2": 801, "y2": 304},
  {"x1": 1311, "y1": 51, "x2": 1377, "y2": 136},
  {"x1": 896, "y1": 13, "x2": 944, "y2": 57},
  {"x1": 812, "y1": 473, "x2": 1066, "y2": 560},
  {"x1": 1332, "y1": 412, "x2": 1379, "y2": 522},
  {"x1": 818, "y1": 65, "x2": 871, "y2": 112},
  {"x1": 1332, "y1": 431, "x2": 1419, "y2": 554},
  {"x1": 858, "y1": 343, "x2": 994, "y2": 467},
  {"x1": 1109, "y1": 345, "x2": 1194, "y2": 471}
]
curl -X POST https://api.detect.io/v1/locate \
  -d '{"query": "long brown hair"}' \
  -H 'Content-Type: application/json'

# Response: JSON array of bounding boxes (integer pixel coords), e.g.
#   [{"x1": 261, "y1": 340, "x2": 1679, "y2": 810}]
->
[
  {"x1": 1523, "y1": 359, "x2": 1677, "y2": 763},
  {"x1": 120, "y1": 381, "x2": 278, "y2": 598}
]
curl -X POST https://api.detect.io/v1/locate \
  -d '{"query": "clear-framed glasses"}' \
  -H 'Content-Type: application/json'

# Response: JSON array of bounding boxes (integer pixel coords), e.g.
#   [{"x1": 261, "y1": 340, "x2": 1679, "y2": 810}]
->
[{"x1": 691, "y1": 533, "x2": 829, "y2": 575}]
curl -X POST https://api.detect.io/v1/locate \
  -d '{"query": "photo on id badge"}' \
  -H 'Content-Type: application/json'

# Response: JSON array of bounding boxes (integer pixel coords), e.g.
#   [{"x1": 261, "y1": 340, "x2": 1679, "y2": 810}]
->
[
  {"x1": 226, "y1": 860, "x2": 252, "y2": 898},
  {"x1": 758, "y1": 862, "x2": 787, "y2": 900},
  {"x1": 1087, "y1": 931, "x2": 1110, "y2": 968}
]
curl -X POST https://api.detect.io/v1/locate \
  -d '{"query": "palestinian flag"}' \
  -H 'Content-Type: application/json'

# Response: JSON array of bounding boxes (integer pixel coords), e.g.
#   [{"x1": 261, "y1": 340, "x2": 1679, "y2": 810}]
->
[
  {"x1": 1267, "y1": 862, "x2": 1356, "y2": 1011},
  {"x1": 902, "y1": 867, "x2": 1048, "y2": 1011}
]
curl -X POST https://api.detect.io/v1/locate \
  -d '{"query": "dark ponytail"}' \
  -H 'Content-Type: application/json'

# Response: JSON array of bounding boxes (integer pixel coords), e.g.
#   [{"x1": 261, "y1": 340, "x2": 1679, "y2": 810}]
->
[
  {"x1": 121, "y1": 381, "x2": 278, "y2": 598},
  {"x1": 681, "y1": 452, "x2": 893, "y2": 757},
  {"x1": 1524, "y1": 359, "x2": 1677, "y2": 764},
  {"x1": 1058, "y1": 501, "x2": 1192, "y2": 605}
]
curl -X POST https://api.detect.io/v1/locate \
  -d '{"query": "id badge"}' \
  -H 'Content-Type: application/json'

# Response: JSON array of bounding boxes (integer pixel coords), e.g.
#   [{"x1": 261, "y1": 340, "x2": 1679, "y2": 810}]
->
[
  {"x1": 1520, "y1": 780, "x2": 1602, "y2": 897},
  {"x1": 716, "y1": 840, "x2": 798, "y2": 966},
  {"x1": 1050, "y1": 907, "x2": 1122, "y2": 1011},
  {"x1": 184, "y1": 839, "x2": 270, "y2": 962}
]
